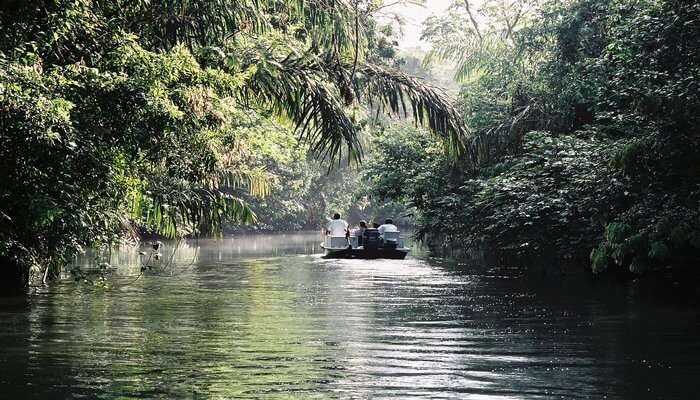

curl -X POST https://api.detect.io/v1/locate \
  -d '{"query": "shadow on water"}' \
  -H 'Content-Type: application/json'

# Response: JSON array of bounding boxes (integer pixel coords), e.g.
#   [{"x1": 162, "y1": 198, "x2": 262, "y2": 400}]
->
[{"x1": 1, "y1": 232, "x2": 699, "y2": 399}]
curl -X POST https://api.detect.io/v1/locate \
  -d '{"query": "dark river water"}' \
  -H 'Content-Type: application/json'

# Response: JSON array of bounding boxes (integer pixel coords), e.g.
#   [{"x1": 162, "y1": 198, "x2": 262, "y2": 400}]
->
[{"x1": 1, "y1": 232, "x2": 700, "y2": 399}]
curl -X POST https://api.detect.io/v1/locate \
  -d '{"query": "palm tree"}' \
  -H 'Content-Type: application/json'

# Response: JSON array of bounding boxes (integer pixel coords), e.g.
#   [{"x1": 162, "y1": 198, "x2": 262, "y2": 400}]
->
[
  {"x1": 421, "y1": 0, "x2": 539, "y2": 166},
  {"x1": 99, "y1": 0, "x2": 468, "y2": 154},
  {"x1": 102, "y1": 0, "x2": 471, "y2": 235},
  {"x1": 0, "y1": 0, "x2": 470, "y2": 241},
  {"x1": 422, "y1": 0, "x2": 536, "y2": 81}
]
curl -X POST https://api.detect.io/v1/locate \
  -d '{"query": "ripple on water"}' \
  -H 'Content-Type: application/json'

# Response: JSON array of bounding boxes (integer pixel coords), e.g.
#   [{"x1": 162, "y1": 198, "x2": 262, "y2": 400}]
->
[{"x1": 1, "y1": 235, "x2": 700, "y2": 399}]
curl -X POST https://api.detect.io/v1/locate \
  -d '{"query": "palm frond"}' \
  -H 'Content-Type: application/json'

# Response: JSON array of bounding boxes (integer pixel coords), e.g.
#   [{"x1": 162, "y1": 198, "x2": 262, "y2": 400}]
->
[
  {"x1": 132, "y1": 175, "x2": 257, "y2": 238},
  {"x1": 354, "y1": 63, "x2": 471, "y2": 158},
  {"x1": 466, "y1": 102, "x2": 536, "y2": 166},
  {"x1": 423, "y1": 33, "x2": 511, "y2": 82},
  {"x1": 237, "y1": 46, "x2": 471, "y2": 163},
  {"x1": 102, "y1": 0, "x2": 267, "y2": 49},
  {"x1": 102, "y1": 0, "x2": 360, "y2": 52},
  {"x1": 303, "y1": 0, "x2": 359, "y2": 53},
  {"x1": 245, "y1": 53, "x2": 363, "y2": 164},
  {"x1": 217, "y1": 168, "x2": 273, "y2": 198}
]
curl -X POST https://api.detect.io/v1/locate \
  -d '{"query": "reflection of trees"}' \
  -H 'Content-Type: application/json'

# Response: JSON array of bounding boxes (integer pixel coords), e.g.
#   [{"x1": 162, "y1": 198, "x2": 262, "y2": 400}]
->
[
  {"x1": 10, "y1": 239, "x2": 698, "y2": 398},
  {"x1": 186, "y1": 258, "x2": 333, "y2": 397},
  {"x1": 20, "y1": 248, "x2": 347, "y2": 397},
  {"x1": 0, "y1": 299, "x2": 33, "y2": 397}
]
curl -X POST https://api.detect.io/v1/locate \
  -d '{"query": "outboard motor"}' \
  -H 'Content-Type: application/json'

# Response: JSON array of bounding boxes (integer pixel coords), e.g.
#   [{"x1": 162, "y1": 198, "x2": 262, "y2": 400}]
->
[{"x1": 363, "y1": 228, "x2": 380, "y2": 251}]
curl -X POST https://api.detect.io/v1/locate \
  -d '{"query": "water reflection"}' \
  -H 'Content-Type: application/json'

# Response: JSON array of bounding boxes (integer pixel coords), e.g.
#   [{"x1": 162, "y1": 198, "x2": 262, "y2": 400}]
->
[{"x1": 1, "y1": 233, "x2": 699, "y2": 398}]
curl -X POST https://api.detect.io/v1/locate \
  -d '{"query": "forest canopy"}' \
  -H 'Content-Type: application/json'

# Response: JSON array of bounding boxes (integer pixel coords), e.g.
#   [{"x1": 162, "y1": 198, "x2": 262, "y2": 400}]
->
[
  {"x1": 0, "y1": 0, "x2": 467, "y2": 288},
  {"x1": 364, "y1": 0, "x2": 700, "y2": 274},
  {"x1": 1, "y1": 0, "x2": 699, "y2": 290}
]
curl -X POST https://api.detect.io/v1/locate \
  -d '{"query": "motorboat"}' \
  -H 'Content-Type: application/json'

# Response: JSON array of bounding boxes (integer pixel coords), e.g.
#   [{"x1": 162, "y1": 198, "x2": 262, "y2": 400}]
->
[{"x1": 320, "y1": 228, "x2": 410, "y2": 259}]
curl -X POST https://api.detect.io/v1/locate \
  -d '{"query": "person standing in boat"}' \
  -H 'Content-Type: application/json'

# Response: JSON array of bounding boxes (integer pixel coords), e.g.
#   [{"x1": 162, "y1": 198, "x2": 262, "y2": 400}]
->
[
  {"x1": 378, "y1": 218, "x2": 398, "y2": 237},
  {"x1": 326, "y1": 213, "x2": 349, "y2": 238}
]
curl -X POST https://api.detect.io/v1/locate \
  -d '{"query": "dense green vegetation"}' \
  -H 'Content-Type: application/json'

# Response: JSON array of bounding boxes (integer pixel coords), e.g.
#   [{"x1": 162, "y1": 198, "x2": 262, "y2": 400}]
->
[
  {"x1": 0, "y1": 0, "x2": 467, "y2": 290},
  {"x1": 1, "y1": 0, "x2": 698, "y2": 291},
  {"x1": 365, "y1": 0, "x2": 700, "y2": 274}
]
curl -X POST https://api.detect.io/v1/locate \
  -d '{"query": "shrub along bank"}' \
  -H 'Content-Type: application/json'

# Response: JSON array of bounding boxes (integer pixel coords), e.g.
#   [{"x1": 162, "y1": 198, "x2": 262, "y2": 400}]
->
[{"x1": 364, "y1": 0, "x2": 700, "y2": 274}]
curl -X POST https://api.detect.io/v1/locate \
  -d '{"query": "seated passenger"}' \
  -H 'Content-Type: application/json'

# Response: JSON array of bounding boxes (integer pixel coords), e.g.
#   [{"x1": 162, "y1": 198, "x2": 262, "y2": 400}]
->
[
  {"x1": 353, "y1": 220, "x2": 368, "y2": 245},
  {"x1": 326, "y1": 213, "x2": 349, "y2": 237},
  {"x1": 378, "y1": 218, "x2": 398, "y2": 236}
]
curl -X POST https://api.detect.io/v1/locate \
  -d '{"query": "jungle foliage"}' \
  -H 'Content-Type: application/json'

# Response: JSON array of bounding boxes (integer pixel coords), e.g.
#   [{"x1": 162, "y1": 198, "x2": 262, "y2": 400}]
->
[
  {"x1": 0, "y1": 0, "x2": 467, "y2": 289},
  {"x1": 365, "y1": 0, "x2": 700, "y2": 274}
]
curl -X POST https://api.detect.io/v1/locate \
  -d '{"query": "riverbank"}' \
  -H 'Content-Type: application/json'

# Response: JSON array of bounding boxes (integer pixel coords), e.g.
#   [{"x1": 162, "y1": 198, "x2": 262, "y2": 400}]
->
[
  {"x1": 367, "y1": 128, "x2": 700, "y2": 276},
  {"x1": 359, "y1": 0, "x2": 700, "y2": 276}
]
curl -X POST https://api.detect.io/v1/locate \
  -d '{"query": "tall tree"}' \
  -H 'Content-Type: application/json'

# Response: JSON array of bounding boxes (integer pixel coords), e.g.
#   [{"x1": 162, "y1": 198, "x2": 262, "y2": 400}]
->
[{"x1": 0, "y1": 0, "x2": 469, "y2": 289}]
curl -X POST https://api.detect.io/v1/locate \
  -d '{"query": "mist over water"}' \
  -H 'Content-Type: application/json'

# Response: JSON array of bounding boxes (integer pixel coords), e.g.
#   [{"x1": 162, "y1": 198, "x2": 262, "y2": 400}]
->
[{"x1": 1, "y1": 233, "x2": 699, "y2": 399}]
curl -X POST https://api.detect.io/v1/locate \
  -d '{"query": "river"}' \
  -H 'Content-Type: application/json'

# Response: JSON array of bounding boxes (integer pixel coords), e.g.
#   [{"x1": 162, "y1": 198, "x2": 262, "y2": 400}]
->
[{"x1": 1, "y1": 232, "x2": 699, "y2": 399}]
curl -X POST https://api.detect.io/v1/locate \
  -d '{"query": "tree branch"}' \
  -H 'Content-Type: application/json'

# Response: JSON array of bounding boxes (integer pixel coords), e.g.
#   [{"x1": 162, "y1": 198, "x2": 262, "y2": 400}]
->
[
  {"x1": 463, "y1": 0, "x2": 482, "y2": 42},
  {"x1": 505, "y1": 8, "x2": 522, "y2": 41}
]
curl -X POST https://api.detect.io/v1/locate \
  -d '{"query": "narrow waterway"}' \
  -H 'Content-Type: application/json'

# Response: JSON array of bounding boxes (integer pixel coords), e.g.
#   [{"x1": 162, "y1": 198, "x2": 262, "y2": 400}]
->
[{"x1": 1, "y1": 232, "x2": 699, "y2": 399}]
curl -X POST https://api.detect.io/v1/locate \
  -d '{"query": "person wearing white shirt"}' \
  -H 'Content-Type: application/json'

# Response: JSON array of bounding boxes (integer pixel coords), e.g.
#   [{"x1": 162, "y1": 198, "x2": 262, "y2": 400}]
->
[
  {"x1": 377, "y1": 218, "x2": 398, "y2": 236},
  {"x1": 326, "y1": 213, "x2": 349, "y2": 237}
]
